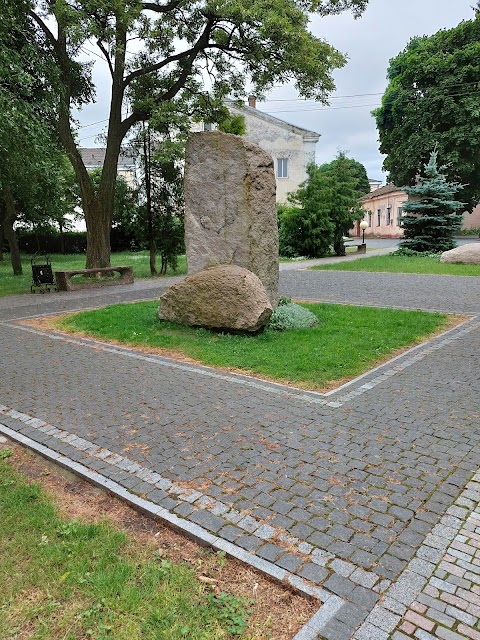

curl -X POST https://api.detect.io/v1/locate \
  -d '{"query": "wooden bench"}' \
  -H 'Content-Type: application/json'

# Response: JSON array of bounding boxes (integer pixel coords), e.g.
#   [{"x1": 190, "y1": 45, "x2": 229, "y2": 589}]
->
[{"x1": 55, "y1": 266, "x2": 134, "y2": 291}]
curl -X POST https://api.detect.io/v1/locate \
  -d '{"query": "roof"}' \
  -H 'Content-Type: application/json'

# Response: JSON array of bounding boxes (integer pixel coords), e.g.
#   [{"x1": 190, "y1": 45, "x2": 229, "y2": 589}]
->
[
  {"x1": 229, "y1": 103, "x2": 320, "y2": 141},
  {"x1": 80, "y1": 148, "x2": 136, "y2": 169},
  {"x1": 360, "y1": 183, "x2": 406, "y2": 202}
]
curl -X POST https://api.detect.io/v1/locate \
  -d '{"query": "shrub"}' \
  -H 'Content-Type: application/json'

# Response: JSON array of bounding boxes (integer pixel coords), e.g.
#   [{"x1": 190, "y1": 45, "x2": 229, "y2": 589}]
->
[
  {"x1": 392, "y1": 248, "x2": 441, "y2": 258},
  {"x1": 268, "y1": 303, "x2": 318, "y2": 331}
]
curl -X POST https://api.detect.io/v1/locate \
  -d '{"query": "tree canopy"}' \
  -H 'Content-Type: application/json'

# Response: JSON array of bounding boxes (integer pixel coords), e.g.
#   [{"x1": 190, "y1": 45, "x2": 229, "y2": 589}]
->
[
  {"x1": 374, "y1": 13, "x2": 480, "y2": 211},
  {"x1": 0, "y1": 0, "x2": 71, "y2": 274},
  {"x1": 20, "y1": 0, "x2": 369, "y2": 268},
  {"x1": 278, "y1": 152, "x2": 366, "y2": 258},
  {"x1": 316, "y1": 153, "x2": 365, "y2": 255}
]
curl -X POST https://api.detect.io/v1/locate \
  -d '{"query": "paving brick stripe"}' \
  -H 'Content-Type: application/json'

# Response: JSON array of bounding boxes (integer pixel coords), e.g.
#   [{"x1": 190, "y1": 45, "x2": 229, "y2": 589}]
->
[
  {"x1": 0, "y1": 270, "x2": 479, "y2": 639},
  {"x1": 353, "y1": 471, "x2": 480, "y2": 640}
]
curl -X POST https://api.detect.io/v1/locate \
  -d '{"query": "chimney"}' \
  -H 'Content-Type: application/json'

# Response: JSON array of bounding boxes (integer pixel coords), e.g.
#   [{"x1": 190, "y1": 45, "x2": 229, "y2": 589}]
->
[{"x1": 248, "y1": 95, "x2": 256, "y2": 108}]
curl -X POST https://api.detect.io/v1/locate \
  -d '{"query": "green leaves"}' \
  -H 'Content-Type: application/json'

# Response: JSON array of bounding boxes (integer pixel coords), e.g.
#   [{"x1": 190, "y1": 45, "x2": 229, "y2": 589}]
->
[
  {"x1": 279, "y1": 153, "x2": 366, "y2": 258},
  {"x1": 375, "y1": 13, "x2": 480, "y2": 211}
]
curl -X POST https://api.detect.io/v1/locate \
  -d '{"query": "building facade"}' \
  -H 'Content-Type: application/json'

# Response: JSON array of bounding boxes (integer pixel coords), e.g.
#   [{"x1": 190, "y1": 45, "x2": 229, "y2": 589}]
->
[
  {"x1": 358, "y1": 183, "x2": 480, "y2": 238},
  {"x1": 358, "y1": 183, "x2": 408, "y2": 238},
  {"x1": 80, "y1": 148, "x2": 137, "y2": 187}
]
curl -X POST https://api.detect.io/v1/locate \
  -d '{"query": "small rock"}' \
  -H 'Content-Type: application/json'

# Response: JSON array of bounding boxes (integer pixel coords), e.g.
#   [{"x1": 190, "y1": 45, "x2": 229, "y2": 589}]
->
[{"x1": 159, "y1": 265, "x2": 272, "y2": 333}]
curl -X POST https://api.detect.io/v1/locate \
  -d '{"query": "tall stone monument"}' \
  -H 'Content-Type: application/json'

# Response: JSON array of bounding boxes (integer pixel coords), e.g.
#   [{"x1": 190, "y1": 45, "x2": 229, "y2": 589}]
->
[{"x1": 184, "y1": 131, "x2": 279, "y2": 306}]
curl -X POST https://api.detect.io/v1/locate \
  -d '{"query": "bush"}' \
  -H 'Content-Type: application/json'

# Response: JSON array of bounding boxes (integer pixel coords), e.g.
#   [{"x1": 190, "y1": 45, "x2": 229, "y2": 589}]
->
[
  {"x1": 268, "y1": 303, "x2": 318, "y2": 331},
  {"x1": 392, "y1": 248, "x2": 441, "y2": 258},
  {"x1": 17, "y1": 231, "x2": 87, "y2": 254}
]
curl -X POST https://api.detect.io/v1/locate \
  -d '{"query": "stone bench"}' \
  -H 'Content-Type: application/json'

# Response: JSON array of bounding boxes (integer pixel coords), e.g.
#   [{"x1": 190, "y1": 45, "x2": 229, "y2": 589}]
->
[
  {"x1": 342, "y1": 237, "x2": 367, "y2": 254},
  {"x1": 55, "y1": 266, "x2": 134, "y2": 292}
]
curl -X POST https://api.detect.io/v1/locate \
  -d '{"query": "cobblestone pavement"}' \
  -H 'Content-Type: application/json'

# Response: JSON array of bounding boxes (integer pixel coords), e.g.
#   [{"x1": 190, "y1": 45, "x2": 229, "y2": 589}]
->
[{"x1": 0, "y1": 269, "x2": 479, "y2": 639}]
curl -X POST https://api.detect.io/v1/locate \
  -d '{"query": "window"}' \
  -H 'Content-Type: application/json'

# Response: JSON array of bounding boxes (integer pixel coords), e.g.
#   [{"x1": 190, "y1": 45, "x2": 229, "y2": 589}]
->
[
  {"x1": 397, "y1": 207, "x2": 403, "y2": 227},
  {"x1": 386, "y1": 206, "x2": 392, "y2": 225},
  {"x1": 203, "y1": 123, "x2": 213, "y2": 131},
  {"x1": 377, "y1": 209, "x2": 381, "y2": 226},
  {"x1": 277, "y1": 158, "x2": 288, "y2": 178},
  {"x1": 368, "y1": 212, "x2": 372, "y2": 227}
]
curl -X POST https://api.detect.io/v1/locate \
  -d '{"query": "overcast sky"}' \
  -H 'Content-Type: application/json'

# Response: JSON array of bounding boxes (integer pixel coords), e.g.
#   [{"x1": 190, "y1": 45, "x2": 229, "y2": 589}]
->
[{"x1": 75, "y1": 0, "x2": 475, "y2": 183}]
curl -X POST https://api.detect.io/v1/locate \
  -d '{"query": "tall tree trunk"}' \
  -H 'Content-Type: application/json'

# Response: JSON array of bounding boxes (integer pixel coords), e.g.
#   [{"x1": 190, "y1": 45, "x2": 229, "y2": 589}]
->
[
  {"x1": 333, "y1": 231, "x2": 346, "y2": 257},
  {"x1": 3, "y1": 186, "x2": 22, "y2": 275},
  {"x1": 0, "y1": 204, "x2": 5, "y2": 262},
  {"x1": 54, "y1": 18, "x2": 126, "y2": 270},
  {"x1": 58, "y1": 219, "x2": 65, "y2": 254},
  {"x1": 143, "y1": 123, "x2": 157, "y2": 275}
]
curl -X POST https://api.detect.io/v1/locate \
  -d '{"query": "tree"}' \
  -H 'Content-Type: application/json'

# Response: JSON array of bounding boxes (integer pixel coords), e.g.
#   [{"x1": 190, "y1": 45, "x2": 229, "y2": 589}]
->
[
  {"x1": 0, "y1": 0, "x2": 68, "y2": 274},
  {"x1": 217, "y1": 112, "x2": 247, "y2": 136},
  {"x1": 135, "y1": 122, "x2": 185, "y2": 275},
  {"x1": 278, "y1": 164, "x2": 334, "y2": 258},
  {"x1": 374, "y1": 13, "x2": 480, "y2": 211},
  {"x1": 316, "y1": 152, "x2": 366, "y2": 255},
  {"x1": 278, "y1": 153, "x2": 366, "y2": 258},
  {"x1": 23, "y1": 0, "x2": 369, "y2": 269},
  {"x1": 346, "y1": 158, "x2": 370, "y2": 195},
  {"x1": 398, "y1": 151, "x2": 464, "y2": 254}
]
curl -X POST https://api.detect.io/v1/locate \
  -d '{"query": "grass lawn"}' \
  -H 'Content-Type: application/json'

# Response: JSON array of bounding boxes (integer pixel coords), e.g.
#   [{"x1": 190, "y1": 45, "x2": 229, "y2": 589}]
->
[
  {"x1": 0, "y1": 449, "x2": 253, "y2": 639},
  {"x1": 0, "y1": 252, "x2": 187, "y2": 298},
  {"x1": 311, "y1": 253, "x2": 480, "y2": 275},
  {"x1": 57, "y1": 301, "x2": 448, "y2": 391}
]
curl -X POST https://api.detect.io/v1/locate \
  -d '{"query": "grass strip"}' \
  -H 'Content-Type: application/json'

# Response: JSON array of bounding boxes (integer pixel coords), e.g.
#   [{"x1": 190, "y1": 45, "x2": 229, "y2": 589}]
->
[
  {"x1": 0, "y1": 450, "x2": 251, "y2": 639},
  {"x1": 0, "y1": 252, "x2": 187, "y2": 297},
  {"x1": 58, "y1": 301, "x2": 448, "y2": 390},
  {"x1": 310, "y1": 254, "x2": 480, "y2": 275}
]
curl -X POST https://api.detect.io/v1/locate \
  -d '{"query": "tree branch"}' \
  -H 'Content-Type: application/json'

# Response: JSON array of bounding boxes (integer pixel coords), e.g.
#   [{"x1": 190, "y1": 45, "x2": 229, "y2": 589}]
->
[
  {"x1": 96, "y1": 40, "x2": 114, "y2": 79},
  {"x1": 123, "y1": 47, "x2": 198, "y2": 87},
  {"x1": 141, "y1": 1, "x2": 182, "y2": 13},
  {"x1": 28, "y1": 10, "x2": 59, "y2": 56}
]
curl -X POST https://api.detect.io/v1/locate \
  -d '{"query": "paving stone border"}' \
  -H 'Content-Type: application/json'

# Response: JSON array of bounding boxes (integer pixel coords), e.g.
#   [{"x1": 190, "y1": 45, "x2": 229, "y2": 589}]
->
[
  {"x1": 3, "y1": 314, "x2": 478, "y2": 411},
  {"x1": 0, "y1": 422, "x2": 346, "y2": 640},
  {"x1": 352, "y1": 472, "x2": 480, "y2": 640}
]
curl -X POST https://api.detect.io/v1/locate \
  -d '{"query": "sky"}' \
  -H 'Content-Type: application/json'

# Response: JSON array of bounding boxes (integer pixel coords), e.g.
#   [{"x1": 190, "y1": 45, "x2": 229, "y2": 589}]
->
[{"x1": 75, "y1": 0, "x2": 475, "y2": 184}]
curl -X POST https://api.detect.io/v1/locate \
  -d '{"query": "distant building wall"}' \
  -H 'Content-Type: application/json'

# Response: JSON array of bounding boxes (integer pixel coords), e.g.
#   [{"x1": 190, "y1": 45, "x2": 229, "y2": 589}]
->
[
  {"x1": 462, "y1": 204, "x2": 480, "y2": 231},
  {"x1": 358, "y1": 184, "x2": 407, "y2": 238},
  {"x1": 357, "y1": 183, "x2": 480, "y2": 238}
]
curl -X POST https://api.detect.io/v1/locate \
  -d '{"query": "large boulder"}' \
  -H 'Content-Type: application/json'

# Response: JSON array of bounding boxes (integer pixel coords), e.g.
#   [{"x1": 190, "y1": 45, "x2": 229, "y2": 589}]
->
[
  {"x1": 158, "y1": 265, "x2": 272, "y2": 333},
  {"x1": 440, "y1": 243, "x2": 480, "y2": 264},
  {"x1": 184, "y1": 131, "x2": 279, "y2": 306}
]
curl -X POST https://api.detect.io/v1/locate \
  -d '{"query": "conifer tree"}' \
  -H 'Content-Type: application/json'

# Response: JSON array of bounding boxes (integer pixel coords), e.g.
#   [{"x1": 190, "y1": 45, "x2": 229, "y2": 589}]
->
[{"x1": 399, "y1": 151, "x2": 465, "y2": 253}]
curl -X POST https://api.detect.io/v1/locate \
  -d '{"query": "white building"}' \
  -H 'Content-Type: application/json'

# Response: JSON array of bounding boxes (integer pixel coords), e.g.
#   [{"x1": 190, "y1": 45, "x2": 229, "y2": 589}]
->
[{"x1": 80, "y1": 148, "x2": 137, "y2": 187}]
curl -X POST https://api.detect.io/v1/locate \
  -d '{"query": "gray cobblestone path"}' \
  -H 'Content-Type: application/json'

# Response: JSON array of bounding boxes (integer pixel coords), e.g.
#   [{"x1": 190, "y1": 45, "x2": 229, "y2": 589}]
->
[{"x1": 0, "y1": 268, "x2": 479, "y2": 639}]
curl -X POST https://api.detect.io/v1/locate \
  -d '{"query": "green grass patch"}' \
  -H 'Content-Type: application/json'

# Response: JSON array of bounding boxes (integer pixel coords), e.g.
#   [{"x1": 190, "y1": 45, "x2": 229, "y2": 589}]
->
[
  {"x1": 311, "y1": 254, "x2": 480, "y2": 275},
  {"x1": 59, "y1": 301, "x2": 448, "y2": 390},
  {"x1": 0, "y1": 252, "x2": 187, "y2": 297},
  {"x1": 0, "y1": 454, "x2": 251, "y2": 639}
]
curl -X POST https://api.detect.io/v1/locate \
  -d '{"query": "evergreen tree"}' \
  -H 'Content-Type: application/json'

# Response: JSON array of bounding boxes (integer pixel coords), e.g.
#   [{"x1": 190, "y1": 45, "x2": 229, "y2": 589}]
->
[
  {"x1": 399, "y1": 151, "x2": 465, "y2": 253},
  {"x1": 278, "y1": 152, "x2": 366, "y2": 258},
  {"x1": 317, "y1": 152, "x2": 365, "y2": 255},
  {"x1": 278, "y1": 165, "x2": 334, "y2": 258}
]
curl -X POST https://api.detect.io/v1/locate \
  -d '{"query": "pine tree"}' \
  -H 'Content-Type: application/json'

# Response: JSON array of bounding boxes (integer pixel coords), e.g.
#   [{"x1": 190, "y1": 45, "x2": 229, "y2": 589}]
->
[{"x1": 399, "y1": 151, "x2": 465, "y2": 253}]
